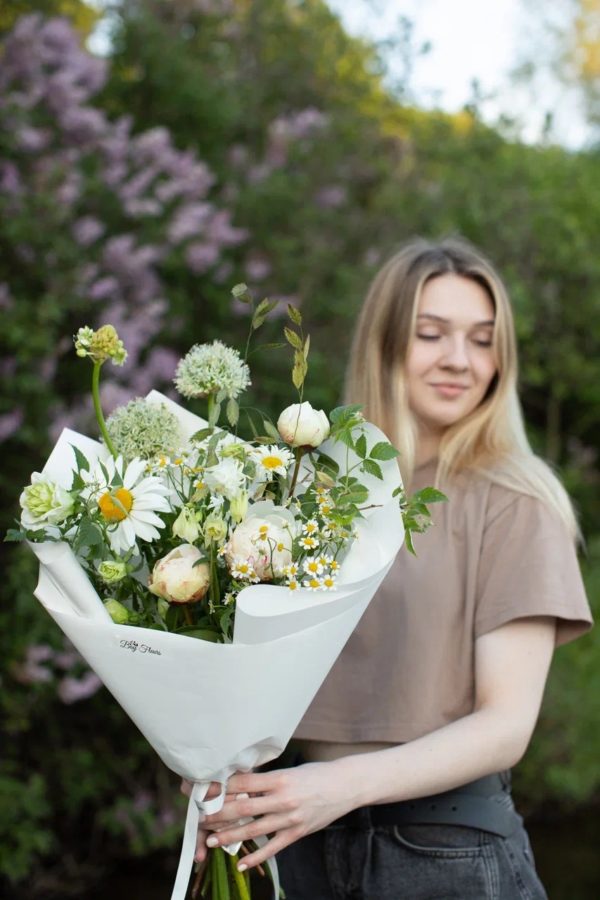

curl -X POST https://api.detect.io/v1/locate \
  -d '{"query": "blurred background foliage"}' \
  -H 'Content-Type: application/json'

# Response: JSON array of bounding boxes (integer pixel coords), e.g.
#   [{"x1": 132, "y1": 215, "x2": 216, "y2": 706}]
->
[{"x1": 1, "y1": 0, "x2": 599, "y2": 895}]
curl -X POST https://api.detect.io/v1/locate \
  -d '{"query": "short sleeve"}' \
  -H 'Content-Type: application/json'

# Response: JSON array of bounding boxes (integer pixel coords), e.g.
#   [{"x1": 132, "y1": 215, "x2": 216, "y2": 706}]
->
[{"x1": 475, "y1": 491, "x2": 593, "y2": 646}]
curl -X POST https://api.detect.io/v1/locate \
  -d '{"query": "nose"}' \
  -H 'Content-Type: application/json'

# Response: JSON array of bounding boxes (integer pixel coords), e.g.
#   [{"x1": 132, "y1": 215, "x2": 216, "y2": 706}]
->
[{"x1": 440, "y1": 334, "x2": 469, "y2": 370}]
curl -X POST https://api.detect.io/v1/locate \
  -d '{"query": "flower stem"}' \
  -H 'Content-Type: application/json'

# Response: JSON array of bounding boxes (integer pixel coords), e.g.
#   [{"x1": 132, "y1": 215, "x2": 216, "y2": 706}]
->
[
  {"x1": 92, "y1": 362, "x2": 117, "y2": 458},
  {"x1": 288, "y1": 447, "x2": 305, "y2": 499},
  {"x1": 210, "y1": 544, "x2": 221, "y2": 607}
]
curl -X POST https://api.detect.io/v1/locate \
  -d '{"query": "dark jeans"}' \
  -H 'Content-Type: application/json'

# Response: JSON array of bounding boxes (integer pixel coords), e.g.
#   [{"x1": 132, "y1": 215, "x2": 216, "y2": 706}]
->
[{"x1": 277, "y1": 810, "x2": 547, "y2": 899}]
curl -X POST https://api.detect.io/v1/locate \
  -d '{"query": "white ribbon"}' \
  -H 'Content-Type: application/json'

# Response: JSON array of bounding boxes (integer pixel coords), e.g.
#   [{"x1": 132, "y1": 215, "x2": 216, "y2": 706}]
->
[{"x1": 171, "y1": 780, "x2": 279, "y2": 900}]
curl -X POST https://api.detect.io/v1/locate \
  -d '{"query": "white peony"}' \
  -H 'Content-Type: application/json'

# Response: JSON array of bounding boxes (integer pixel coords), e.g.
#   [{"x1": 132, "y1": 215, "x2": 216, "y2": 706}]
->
[
  {"x1": 148, "y1": 544, "x2": 210, "y2": 605},
  {"x1": 224, "y1": 501, "x2": 295, "y2": 581},
  {"x1": 277, "y1": 401, "x2": 330, "y2": 448}
]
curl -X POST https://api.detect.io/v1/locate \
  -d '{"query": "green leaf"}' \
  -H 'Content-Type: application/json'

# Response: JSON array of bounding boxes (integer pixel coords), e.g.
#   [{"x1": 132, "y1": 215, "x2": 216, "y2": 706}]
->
[
  {"x1": 413, "y1": 487, "x2": 447, "y2": 504},
  {"x1": 231, "y1": 283, "x2": 250, "y2": 300},
  {"x1": 329, "y1": 404, "x2": 363, "y2": 425},
  {"x1": 71, "y1": 444, "x2": 90, "y2": 472},
  {"x1": 284, "y1": 326, "x2": 303, "y2": 350},
  {"x1": 303, "y1": 334, "x2": 310, "y2": 360},
  {"x1": 263, "y1": 419, "x2": 281, "y2": 441},
  {"x1": 314, "y1": 451, "x2": 340, "y2": 476},
  {"x1": 208, "y1": 400, "x2": 221, "y2": 429},
  {"x1": 226, "y1": 397, "x2": 239, "y2": 427},
  {"x1": 257, "y1": 342, "x2": 286, "y2": 352},
  {"x1": 288, "y1": 304, "x2": 303, "y2": 326},
  {"x1": 4, "y1": 528, "x2": 26, "y2": 542},
  {"x1": 362, "y1": 458, "x2": 384, "y2": 480},
  {"x1": 369, "y1": 441, "x2": 400, "y2": 461},
  {"x1": 182, "y1": 629, "x2": 220, "y2": 642},
  {"x1": 191, "y1": 427, "x2": 214, "y2": 443},
  {"x1": 355, "y1": 433, "x2": 367, "y2": 459}
]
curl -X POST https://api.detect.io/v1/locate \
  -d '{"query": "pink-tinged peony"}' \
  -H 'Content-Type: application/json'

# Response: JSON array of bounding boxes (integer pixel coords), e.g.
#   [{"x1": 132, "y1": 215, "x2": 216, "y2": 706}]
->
[
  {"x1": 148, "y1": 544, "x2": 210, "y2": 605},
  {"x1": 224, "y1": 503, "x2": 294, "y2": 581}
]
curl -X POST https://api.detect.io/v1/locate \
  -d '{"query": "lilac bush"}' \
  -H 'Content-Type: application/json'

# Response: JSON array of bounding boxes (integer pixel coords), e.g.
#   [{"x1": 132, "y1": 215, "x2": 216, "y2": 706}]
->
[{"x1": 0, "y1": 14, "x2": 247, "y2": 441}]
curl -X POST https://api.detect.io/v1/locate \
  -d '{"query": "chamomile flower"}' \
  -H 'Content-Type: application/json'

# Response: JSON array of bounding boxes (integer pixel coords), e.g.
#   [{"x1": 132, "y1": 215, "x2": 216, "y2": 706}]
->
[
  {"x1": 287, "y1": 578, "x2": 300, "y2": 592},
  {"x1": 303, "y1": 556, "x2": 324, "y2": 577},
  {"x1": 284, "y1": 563, "x2": 299, "y2": 578},
  {"x1": 254, "y1": 445, "x2": 293, "y2": 479},
  {"x1": 299, "y1": 535, "x2": 318, "y2": 550},
  {"x1": 230, "y1": 558, "x2": 260, "y2": 582},
  {"x1": 303, "y1": 576, "x2": 323, "y2": 592},
  {"x1": 81, "y1": 456, "x2": 171, "y2": 554},
  {"x1": 302, "y1": 519, "x2": 319, "y2": 536},
  {"x1": 321, "y1": 573, "x2": 337, "y2": 591}
]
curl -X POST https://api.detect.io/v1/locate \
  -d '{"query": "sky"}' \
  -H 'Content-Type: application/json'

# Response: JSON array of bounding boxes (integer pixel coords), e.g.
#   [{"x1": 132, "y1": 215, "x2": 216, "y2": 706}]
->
[{"x1": 327, "y1": 0, "x2": 590, "y2": 148}]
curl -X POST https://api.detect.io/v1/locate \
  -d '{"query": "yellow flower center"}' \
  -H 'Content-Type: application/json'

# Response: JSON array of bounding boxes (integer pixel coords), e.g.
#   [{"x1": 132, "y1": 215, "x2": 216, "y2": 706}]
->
[
  {"x1": 98, "y1": 487, "x2": 133, "y2": 522},
  {"x1": 288, "y1": 580, "x2": 299, "y2": 590},
  {"x1": 307, "y1": 561, "x2": 319, "y2": 573},
  {"x1": 262, "y1": 455, "x2": 284, "y2": 470},
  {"x1": 324, "y1": 577, "x2": 335, "y2": 588},
  {"x1": 308, "y1": 578, "x2": 320, "y2": 589}
]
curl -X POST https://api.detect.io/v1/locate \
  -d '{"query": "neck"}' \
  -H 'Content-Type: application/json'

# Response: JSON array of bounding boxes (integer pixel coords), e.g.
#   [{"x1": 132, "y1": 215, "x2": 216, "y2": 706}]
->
[{"x1": 415, "y1": 424, "x2": 444, "y2": 468}]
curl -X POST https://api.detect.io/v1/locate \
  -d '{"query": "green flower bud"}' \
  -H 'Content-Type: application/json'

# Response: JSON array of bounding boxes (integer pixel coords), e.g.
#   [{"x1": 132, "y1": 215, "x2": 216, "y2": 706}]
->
[
  {"x1": 229, "y1": 491, "x2": 249, "y2": 524},
  {"x1": 172, "y1": 506, "x2": 201, "y2": 543},
  {"x1": 98, "y1": 559, "x2": 128, "y2": 584},
  {"x1": 20, "y1": 474, "x2": 74, "y2": 528},
  {"x1": 103, "y1": 598, "x2": 130, "y2": 625},
  {"x1": 74, "y1": 324, "x2": 127, "y2": 366},
  {"x1": 203, "y1": 512, "x2": 228, "y2": 545}
]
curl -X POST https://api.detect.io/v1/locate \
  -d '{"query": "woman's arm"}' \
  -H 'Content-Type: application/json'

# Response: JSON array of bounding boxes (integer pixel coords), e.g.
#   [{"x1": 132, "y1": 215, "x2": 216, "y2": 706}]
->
[{"x1": 202, "y1": 615, "x2": 555, "y2": 870}]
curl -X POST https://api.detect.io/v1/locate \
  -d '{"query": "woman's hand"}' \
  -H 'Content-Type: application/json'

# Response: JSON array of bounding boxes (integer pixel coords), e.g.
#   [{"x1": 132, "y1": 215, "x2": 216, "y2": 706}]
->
[{"x1": 200, "y1": 761, "x2": 358, "y2": 871}]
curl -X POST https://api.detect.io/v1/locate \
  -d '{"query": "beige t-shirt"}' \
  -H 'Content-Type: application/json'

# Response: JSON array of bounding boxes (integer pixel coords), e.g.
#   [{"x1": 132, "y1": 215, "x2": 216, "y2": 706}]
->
[{"x1": 295, "y1": 460, "x2": 593, "y2": 745}]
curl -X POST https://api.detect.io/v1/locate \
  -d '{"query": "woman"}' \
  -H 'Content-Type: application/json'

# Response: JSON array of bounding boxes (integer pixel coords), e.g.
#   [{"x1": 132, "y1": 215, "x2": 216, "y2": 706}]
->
[{"x1": 199, "y1": 237, "x2": 593, "y2": 898}]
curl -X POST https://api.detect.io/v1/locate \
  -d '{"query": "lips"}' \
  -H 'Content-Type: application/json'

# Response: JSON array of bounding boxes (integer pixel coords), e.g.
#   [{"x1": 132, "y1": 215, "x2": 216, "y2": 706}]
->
[{"x1": 429, "y1": 383, "x2": 469, "y2": 398}]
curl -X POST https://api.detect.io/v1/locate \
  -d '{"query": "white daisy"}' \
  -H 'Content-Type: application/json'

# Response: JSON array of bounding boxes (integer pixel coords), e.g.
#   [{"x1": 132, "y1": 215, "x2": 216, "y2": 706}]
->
[
  {"x1": 253, "y1": 444, "x2": 294, "y2": 479},
  {"x1": 303, "y1": 576, "x2": 323, "y2": 592},
  {"x1": 82, "y1": 456, "x2": 172, "y2": 554}
]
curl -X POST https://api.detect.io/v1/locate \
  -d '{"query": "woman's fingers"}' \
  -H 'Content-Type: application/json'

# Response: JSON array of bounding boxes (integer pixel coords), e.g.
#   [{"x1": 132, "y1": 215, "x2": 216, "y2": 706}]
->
[
  {"x1": 204, "y1": 791, "x2": 290, "y2": 828},
  {"x1": 206, "y1": 813, "x2": 300, "y2": 853}
]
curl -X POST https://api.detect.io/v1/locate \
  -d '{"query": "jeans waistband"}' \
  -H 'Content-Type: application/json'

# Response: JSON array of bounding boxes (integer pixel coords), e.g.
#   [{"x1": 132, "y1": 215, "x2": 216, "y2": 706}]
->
[{"x1": 330, "y1": 771, "x2": 521, "y2": 838}]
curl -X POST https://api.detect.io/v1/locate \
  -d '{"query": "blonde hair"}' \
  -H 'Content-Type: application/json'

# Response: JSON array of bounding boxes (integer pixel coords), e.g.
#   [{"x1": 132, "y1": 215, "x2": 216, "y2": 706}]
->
[{"x1": 346, "y1": 236, "x2": 578, "y2": 539}]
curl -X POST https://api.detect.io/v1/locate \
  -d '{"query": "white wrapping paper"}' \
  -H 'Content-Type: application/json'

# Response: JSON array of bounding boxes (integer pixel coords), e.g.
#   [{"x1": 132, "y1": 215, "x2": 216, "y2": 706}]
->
[{"x1": 29, "y1": 393, "x2": 404, "y2": 898}]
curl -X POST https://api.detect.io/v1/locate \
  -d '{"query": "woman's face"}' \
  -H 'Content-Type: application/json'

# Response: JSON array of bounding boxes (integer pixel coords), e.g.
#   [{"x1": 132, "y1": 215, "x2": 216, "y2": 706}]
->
[{"x1": 405, "y1": 273, "x2": 497, "y2": 438}]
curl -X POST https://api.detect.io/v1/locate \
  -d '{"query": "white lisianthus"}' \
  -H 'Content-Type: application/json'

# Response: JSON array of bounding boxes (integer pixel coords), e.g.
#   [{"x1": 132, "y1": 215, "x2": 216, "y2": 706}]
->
[
  {"x1": 172, "y1": 506, "x2": 201, "y2": 543},
  {"x1": 224, "y1": 501, "x2": 295, "y2": 581},
  {"x1": 277, "y1": 401, "x2": 330, "y2": 448},
  {"x1": 148, "y1": 544, "x2": 210, "y2": 605},
  {"x1": 20, "y1": 474, "x2": 74, "y2": 530},
  {"x1": 203, "y1": 458, "x2": 246, "y2": 500}
]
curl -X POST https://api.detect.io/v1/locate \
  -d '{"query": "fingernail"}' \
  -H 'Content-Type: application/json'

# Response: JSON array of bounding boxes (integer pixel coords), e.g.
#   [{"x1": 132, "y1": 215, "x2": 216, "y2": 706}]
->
[
  {"x1": 237, "y1": 863, "x2": 247, "y2": 872},
  {"x1": 206, "y1": 836, "x2": 218, "y2": 847}
]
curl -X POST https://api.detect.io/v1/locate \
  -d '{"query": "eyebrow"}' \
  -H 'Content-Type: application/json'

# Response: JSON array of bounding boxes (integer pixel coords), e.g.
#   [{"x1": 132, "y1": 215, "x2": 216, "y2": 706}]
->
[{"x1": 417, "y1": 313, "x2": 495, "y2": 327}]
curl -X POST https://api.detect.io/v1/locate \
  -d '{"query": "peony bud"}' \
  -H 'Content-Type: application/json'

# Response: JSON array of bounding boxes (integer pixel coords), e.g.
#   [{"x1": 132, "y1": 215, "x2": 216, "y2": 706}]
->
[
  {"x1": 148, "y1": 544, "x2": 210, "y2": 604},
  {"x1": 277, "y1": 401, "x2": 330, "y2": 449}
]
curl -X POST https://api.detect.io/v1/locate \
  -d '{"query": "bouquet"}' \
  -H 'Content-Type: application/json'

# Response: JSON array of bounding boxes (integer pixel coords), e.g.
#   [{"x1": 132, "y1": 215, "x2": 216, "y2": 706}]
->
[{"x1": 10, "y1": 287, "x2": 442, "y2": 899}]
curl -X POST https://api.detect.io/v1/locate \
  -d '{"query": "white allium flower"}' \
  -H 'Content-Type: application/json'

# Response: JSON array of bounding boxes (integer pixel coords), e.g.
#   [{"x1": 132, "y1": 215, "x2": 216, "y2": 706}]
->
[
  {"x1": 204, "y1": 458, "x2": 246, "y2": 500},
  {"x1": 106, "y1": 399, "x2": 181, "y2": 462},
  {"x1": 174, "y1": 340, "x2": 251, "y2": 400},
  {"x1": 81, "y1": 456, "x2": 172, "y2": 554}
]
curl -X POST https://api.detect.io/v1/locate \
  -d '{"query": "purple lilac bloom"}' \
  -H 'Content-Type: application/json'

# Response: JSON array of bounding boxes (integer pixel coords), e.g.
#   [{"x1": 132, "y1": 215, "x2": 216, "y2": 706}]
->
[
  {"x1": 57, "y1": 671, "x2": 102, "y2": 704},
  {"x1": 0, "y1": 408, "x2": 24, "y2": 442},
  {"x1": 72, "y1": 216, "x2": 105, "y2": 247}
]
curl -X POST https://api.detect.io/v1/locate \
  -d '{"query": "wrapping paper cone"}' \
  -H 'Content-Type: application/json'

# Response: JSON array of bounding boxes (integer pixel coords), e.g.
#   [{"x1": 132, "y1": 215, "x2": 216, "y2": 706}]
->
[{"x1": 28, "y1": 393, "x2": 405, "y2": 897}]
